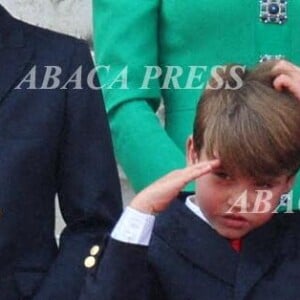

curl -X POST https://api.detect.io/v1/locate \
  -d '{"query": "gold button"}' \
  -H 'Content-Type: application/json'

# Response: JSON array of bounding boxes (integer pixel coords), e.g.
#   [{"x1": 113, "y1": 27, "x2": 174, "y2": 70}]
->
[
  {"x1": 84, "y1": 256, "x2": 96, "y2": 268},
  {"x1": 90, "y1": 245, "x2": 101, "y2": 256}
]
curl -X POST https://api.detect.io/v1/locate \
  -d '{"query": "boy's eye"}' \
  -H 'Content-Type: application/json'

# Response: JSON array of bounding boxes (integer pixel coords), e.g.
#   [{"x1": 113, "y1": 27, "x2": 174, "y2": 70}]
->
[
  {"x1": 254, "y1": 182, "x2": 274, "y2": 189},
  {"x1": 214, "y1": 171, "x2": 231, "y2": 180}
]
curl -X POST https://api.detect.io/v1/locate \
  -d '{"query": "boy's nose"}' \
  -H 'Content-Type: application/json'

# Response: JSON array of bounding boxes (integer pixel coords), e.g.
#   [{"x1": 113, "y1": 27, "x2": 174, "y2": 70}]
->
[{"x1": 226, "y1": 187, "x2": 255, "y2": 212}]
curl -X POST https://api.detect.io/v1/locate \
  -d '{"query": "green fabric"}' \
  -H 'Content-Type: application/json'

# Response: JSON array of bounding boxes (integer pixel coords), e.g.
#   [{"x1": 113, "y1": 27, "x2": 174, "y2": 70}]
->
[{"x1": 93, "y1": 0, "x2": 300, "y2": 208}]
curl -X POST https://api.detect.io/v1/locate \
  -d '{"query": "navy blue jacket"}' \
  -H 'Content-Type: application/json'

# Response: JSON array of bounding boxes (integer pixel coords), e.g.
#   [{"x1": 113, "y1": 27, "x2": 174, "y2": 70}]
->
[
  {"x1": 80, "y1": 197, "x2": 300, "y2": 300},
  {"x1": 0, "y1": 6, "x2": 122, "y2": 300}
]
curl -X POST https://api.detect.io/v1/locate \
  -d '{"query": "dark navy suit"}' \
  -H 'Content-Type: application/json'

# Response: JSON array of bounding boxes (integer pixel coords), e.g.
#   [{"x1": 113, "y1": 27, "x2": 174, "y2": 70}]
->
[
  {"x1": 0, "y1": 5, "x2": 122, "y2": 300},
  {"x1": 81, "y1": 196, "x2": 300, "y2": 300}
]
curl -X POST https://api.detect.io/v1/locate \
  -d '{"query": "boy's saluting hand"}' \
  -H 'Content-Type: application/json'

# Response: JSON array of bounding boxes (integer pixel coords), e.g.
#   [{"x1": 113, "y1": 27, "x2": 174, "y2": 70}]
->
[{"x1": 130, "y1": 160, "x2": 220, "y2": 215}]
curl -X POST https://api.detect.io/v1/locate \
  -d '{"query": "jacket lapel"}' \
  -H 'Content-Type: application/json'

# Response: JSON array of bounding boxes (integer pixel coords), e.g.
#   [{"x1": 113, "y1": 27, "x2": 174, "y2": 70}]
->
[
  {"x1": 0, "y1": 5, "x2": 33, "y2": 104},
  {"x1": 234, "y1": 215, "x2": 285, "y2": 300},
  {"x1": 154, "y1": 199, "x2": 239, "y2": 286}
]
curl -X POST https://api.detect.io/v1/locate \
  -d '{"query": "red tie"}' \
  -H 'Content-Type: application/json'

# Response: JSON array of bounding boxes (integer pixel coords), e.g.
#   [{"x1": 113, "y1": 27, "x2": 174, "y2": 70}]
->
[{"x1": 230, "y1": 239, "x2": 242, "y2": 252}]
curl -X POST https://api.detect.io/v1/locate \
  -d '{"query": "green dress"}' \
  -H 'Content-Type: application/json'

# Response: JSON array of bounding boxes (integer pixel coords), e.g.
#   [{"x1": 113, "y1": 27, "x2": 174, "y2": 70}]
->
[{"x1": 93, "y1": 0, "x2": 300, "y2": 208}]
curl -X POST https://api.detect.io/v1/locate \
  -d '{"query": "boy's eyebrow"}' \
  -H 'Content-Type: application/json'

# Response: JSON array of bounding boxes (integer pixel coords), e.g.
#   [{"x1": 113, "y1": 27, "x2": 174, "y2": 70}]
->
[
  {"x1": 212, "y1": 167, "x2": 226, "y2": 172},
  {"x1": 253, "y1": 177, "x2": 280, "y2": 185},
  {"x1": 212, "y1": 167, "x2": 279, "y2": 182},
  {"x1": 212, "y1": 167, "x2": 231, "y2": 174}
]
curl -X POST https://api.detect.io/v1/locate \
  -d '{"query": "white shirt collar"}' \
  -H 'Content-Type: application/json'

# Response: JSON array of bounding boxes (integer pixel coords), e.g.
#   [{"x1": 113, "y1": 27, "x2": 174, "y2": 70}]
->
[{"x1": 185, "y1": 195, "x2": 211, "y2": 226}]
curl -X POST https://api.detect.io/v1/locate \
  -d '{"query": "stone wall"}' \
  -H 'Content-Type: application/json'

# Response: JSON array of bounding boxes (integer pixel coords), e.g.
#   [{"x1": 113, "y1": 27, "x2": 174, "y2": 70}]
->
[{"x1": 1, "y1": 0, "x2": 92, "y2": 43}]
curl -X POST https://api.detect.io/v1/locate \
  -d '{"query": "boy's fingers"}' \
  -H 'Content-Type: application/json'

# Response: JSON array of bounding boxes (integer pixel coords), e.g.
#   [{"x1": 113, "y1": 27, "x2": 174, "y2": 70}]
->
[
  {"x1": 146, "y1": 159, "x2": 221, "y2": 193},
  {"x1": 192, "y1": 159, "x2": 221, "y2": 171},
  {"x1": 131, "y1": 160, "x2": 220, "y2": 214},
  {"x1": 175, "y1": 159, "x2": 220, "y2": 184}
]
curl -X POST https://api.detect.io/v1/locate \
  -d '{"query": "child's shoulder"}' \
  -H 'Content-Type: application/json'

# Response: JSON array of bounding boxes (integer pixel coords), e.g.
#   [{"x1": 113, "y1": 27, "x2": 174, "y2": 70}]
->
[
  {"x1": 270, "y1": 212, "x2": 300, "y2": 260},
  {"x1": 152, "y1": 194, "x2": 216, "y2": 248},
  {"x1": 154, "y1": 194, "x2": 199, "y2": 233},
  {"x1": 278, "y1": 211, "x2": 300, "y2": 230}
]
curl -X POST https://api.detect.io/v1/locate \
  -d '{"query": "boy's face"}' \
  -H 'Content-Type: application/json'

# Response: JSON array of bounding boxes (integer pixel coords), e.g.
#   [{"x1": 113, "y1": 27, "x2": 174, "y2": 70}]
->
[{"x1": 187, "y1": 138, "x2": 294, "y2": 239}]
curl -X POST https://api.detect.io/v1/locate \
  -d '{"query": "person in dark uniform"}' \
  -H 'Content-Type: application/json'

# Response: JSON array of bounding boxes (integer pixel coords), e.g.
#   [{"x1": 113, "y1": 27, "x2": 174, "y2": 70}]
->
[
  {"x1": 0, "y1": 5, "x2": 122, "y2": 299},
  {"x1": 80, "y1": 61, "x2": 300, "y2": 300}
]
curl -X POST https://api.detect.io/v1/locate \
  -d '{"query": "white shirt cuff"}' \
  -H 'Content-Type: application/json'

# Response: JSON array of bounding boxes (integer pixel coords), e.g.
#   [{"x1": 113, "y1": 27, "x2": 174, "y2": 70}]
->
[{"x1": 111, "y1": 206, "x2": 156, "y2": 246}]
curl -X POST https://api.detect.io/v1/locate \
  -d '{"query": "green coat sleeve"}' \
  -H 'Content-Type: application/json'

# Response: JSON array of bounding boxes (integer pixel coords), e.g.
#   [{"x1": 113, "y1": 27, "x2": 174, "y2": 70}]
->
[{"x1": 93, "y1": 0, "x2": 187, "y2": 191}]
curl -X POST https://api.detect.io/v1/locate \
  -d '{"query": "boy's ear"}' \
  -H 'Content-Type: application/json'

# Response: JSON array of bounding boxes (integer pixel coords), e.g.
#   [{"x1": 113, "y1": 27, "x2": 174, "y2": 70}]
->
[{"x1": 186, "y1": 136, "x2": 199, "y2": 165}]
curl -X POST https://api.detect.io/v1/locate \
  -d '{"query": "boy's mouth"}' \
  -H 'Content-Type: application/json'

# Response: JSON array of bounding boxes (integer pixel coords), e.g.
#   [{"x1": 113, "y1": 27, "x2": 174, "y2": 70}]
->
[{"x1": 221, "y1": 214, "x2": 249, "y2": 229}]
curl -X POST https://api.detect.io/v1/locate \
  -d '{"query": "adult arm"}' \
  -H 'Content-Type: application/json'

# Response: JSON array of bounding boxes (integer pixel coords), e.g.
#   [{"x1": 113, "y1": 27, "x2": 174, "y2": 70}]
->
[
  {"x1": 93, "y1": 0, "x2": 186, "y2": 191},
  {"x1": 33, "y1": 40, "x2": 123, "y2": 299}
]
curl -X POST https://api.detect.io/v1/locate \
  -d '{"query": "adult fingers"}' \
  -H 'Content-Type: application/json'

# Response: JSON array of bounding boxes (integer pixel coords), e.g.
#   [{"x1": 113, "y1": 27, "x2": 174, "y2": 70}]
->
[
  {"x1": 271, "y1": 60, "x2": 298, "y2": 77},
  {"x1": 273, "y1": 73, "x2": 300, "y2": 100}
]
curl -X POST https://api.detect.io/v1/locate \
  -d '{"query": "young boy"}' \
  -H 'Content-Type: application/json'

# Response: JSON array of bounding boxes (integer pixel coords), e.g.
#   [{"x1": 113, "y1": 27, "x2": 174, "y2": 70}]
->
[{"x1": 80, "y1": 61, "x2": 300, "y2": 300}]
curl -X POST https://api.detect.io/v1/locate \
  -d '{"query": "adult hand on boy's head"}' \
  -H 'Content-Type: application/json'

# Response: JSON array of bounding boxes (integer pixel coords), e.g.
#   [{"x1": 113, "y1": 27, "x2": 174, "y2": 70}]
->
[
  {"x1": 130, "y1": 160, "x2": 220, "y2": 215},
  {"x1": 272, "y1": 60, "x2": 300, "y2": 101}
]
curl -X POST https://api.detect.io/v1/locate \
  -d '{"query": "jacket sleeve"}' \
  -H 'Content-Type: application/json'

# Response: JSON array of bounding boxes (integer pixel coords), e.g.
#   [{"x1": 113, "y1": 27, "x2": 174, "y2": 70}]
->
[
  {"x1": 93, "y1": 0, "x2": 186, "y2": 192},
  {"x1": 79, "y1": 238, "x2": 164, "y2": 300},
  {"x1": 33, "y1": 40, "x2": 123, "y2": 299}
]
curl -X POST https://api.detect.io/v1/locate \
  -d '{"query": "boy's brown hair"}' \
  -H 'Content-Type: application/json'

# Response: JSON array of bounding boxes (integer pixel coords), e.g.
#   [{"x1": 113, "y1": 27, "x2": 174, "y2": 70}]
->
[{"x1": 193, "y1": 61, "x2": 300, "y2": 181}]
